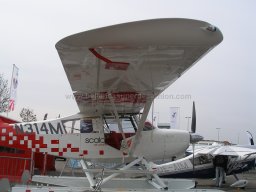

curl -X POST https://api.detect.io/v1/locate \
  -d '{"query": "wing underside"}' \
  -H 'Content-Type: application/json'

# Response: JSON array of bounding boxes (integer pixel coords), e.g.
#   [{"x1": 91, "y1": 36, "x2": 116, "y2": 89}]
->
[{"x1": 56, "y1": 19, "x2": 223, "y2": 116}]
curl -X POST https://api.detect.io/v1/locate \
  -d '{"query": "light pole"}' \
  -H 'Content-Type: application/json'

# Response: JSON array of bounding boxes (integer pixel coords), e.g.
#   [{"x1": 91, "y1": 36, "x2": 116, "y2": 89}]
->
[
  {"x1": 216, "y1": 128, "x2": 221, "y2": 142},
  {"x1": 153, "y1": 112, "x2": 159, "y2": 127},
  {"x1": 185, "y1": 116, "x2": 191, "y2": 131}
]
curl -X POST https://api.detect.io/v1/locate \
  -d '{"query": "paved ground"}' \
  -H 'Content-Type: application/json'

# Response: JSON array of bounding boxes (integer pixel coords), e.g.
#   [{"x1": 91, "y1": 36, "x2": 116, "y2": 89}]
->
[
  {"x1": 196, "y1": 170, "x2": 256, "y2": 191},
  {"x1": 46, "y1": 160, "x2": 256, "y2": 191}
]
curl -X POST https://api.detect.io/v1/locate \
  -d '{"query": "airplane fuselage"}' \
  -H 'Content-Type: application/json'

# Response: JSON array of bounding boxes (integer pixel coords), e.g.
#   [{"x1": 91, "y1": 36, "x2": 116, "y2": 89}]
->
[{"x1": 0, "y1": 116, "x2": 190, "y2": 162}]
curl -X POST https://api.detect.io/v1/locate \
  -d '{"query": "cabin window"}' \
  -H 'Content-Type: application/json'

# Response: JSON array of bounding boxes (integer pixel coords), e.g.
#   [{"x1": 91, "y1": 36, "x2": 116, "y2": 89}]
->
[
  {"x1": 62, "y1": 117, "x2": 103, "y2": 133},
  {"x1": 190, "y1": 155, "x2": 212, "y2": 166},
  {"x1": 80, "y1": 120, "x2": 93, "y2": 133},
  {"x1": 104, "y1": 117, "x2": 136, "y2": 133}
]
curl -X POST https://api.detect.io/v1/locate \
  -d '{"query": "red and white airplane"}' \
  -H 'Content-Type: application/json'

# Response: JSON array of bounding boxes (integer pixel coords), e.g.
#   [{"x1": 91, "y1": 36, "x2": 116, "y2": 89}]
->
[{"x1": 0, "y1": 18, "x2": 223, "y2": 190}]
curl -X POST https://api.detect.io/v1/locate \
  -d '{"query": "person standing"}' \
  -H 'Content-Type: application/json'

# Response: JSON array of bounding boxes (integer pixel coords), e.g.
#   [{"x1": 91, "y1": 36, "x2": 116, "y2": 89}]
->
[{"x1": 213, "y1": 155, "x2": 228, "y2": 187}]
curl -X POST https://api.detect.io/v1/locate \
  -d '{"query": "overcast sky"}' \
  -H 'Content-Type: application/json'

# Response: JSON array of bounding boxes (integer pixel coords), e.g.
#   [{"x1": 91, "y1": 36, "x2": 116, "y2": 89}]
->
[{"x1": 1, "y1": 0, "x2": 255, "y2": 144}]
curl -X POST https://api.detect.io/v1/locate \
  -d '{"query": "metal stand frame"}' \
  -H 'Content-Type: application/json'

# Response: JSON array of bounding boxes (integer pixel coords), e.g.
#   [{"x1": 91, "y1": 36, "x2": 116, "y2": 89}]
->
[
  {"x1": 80, "y1": 157, "x2": 168, "y2": 190},
  {"x1": 80, "y1": 159, "x2": 96, "y2": 188},
  {"x1": 58, "y1": 94, "x2": 165, "y2": 190}
]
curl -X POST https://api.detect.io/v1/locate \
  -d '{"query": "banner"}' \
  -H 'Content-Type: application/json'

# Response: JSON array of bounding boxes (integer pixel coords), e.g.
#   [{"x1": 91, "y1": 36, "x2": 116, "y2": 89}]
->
[
  {"x1": 169, "y1": 107, "x2": 179, "y2": 129},
  {"x1": 9, "y1": 65, "x2": 19, "y2": 111}
]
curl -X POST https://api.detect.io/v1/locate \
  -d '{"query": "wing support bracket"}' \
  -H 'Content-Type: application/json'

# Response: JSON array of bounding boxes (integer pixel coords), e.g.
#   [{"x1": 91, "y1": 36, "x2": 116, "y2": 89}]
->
[
  {"x1": 80, "y1": 159, "x2": 96, "y2": 189},
  {"x1": 107, "y1": 91, "x2": 129, "y2": 152},
  {"x1": 129, "y1": 96, "x2": 153, "y2": 156},
  {"x1": 98, "y1": 157, "x2": 168, "y2": 190},
  {"x1": 142, "y1": 158, "x2": 168, "y2": 190}
]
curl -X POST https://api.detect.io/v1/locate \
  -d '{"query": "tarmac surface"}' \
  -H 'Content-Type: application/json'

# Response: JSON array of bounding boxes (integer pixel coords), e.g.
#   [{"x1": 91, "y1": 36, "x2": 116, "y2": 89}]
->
[
  {"x1": 45, "y1": 160, "x2": 256, "y2": 192},
  {"x1": 195, "y1": 170, "x2": 256, "y2": 191}
]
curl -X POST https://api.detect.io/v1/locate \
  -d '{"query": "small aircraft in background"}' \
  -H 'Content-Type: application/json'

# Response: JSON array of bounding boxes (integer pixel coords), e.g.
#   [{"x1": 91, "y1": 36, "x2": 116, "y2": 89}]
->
[
  {"x1": 1, "y1": 18, "x2": 223, "y2": 191},
  {"x1": 151, "y1": 133, "x2": 256, "y2": 188},
  {"x1": 149, "y1": 101, "x2": 255, "y2": 189}
]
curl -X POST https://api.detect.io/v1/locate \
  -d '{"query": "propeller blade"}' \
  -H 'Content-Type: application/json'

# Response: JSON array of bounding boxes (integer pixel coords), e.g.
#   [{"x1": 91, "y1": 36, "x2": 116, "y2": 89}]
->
[
  {"x1": 191, "y1": 101, "x2": 196, "y2": 133},
  {"x1": 189, "y1": 101, "x2": 203, "y2": 143},
  {"x1": 43, "y1": 113, "x2": 48, "y2": 120}
]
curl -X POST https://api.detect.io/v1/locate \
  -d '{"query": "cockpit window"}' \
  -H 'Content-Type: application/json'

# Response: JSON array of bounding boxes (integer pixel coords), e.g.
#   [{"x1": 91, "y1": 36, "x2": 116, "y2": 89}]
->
[
  {"x1": 104, "y1": 117, "x2": 136, "y2": 133},
  {"x1": 189, "y1": 155, "x2": 212, "y2": 166},
  {"x1": 62, "y1": 115, "x2": 155, "y2": 133}
]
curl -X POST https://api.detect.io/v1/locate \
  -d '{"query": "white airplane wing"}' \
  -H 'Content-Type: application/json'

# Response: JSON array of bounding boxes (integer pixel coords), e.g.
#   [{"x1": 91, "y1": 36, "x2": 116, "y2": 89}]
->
[
  {"x1": 199, "y1": 145, "x2": 256, "y2": 157},
  {"x1": 56, "y1": 19, "x2": 223, "y2": 116}
]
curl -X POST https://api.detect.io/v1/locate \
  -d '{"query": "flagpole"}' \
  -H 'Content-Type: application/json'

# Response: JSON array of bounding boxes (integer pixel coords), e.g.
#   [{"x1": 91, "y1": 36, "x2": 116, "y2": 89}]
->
[
  {"x1": 7, "y1": 64, "x2": 19, "y2": 116},
  {"x1": 7, "y1": 64, "x2": 16, "y2": 117}
]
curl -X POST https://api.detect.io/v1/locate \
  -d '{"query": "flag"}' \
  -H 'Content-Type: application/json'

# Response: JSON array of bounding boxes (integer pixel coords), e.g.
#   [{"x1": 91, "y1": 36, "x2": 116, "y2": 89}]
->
[
  {"x1": 9, "y1": 65, "x2": 19, "y2": 111},
  {"x1": 170, "y1": 107, "x2": 179, "y2": 129}
]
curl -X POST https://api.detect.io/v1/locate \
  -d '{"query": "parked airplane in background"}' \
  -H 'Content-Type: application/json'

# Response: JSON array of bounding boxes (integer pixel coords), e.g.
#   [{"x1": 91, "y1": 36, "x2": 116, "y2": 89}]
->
[
  {"x1": 151, "y1": 135, "x2": 256, "y2": 188},
  {"x1": 1, "y1": 18, "x2": 223, "y2": 191}
]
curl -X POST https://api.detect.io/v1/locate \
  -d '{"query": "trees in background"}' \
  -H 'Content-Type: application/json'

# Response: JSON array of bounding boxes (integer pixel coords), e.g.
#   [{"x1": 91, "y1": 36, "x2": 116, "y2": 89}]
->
[
  {"x1": 20, "y1": 108, "x2": 37, "y2": 122},
  {"x1": 1, "y1": 74, "x2": 38, "y2": 122},
  {"x1": 0, "y1": 74, "x2": 10, "y2": 113}
]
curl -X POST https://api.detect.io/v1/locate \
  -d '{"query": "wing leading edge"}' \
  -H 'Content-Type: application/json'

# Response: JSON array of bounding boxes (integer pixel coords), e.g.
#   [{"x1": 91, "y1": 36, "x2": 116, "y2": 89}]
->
[{"x1": 56, "y1": 18, "x2": 223, "y2": 116}]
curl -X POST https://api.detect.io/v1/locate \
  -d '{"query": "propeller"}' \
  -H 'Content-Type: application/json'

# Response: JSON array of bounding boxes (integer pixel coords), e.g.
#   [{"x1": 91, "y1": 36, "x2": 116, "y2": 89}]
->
[
  {"x1": 189, "y1": 101, "x2": 203, "y2": 174},
  {"x1": 43, "y1": 113, "x2": 48, "y2": 120},
  {"x1": 191, "y1": 101, "x2": 196, "y2": 133},
  {"x1": 190, "y1": 101, "x2": 203, "y2": 143}
]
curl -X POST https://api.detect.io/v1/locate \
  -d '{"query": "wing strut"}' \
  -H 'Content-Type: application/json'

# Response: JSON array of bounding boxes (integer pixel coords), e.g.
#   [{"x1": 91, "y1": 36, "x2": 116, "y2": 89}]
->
[
  {"x1": 130, "y1": 96, "x2": 153, "y2": 155},
  {"x1": 107, "y1": 92, "x2": 129, "y2": 151}
]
